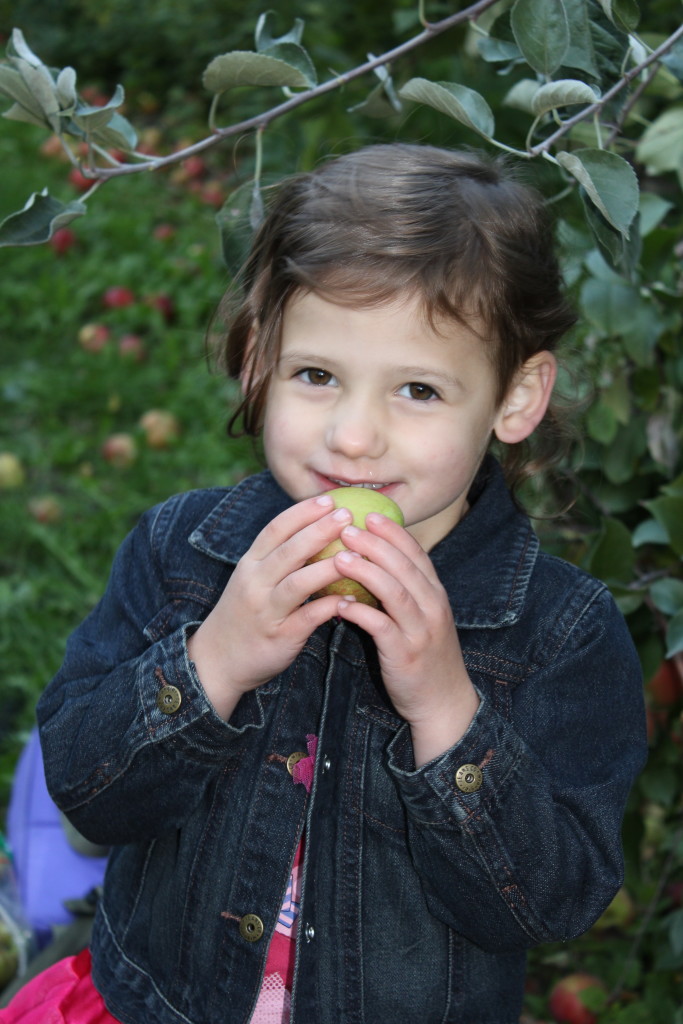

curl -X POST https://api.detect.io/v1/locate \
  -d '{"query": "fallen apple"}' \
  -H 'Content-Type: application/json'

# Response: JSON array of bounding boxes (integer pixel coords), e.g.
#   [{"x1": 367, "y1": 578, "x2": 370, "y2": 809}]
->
[
  {"x1": 548, "y1": 973, "x2": 606, "y2": 1024},
  {"x1": 0, "y1": 452, "x2": 26, "y2": 489},
  {"x1": 139, "y1": 409, "x2": 181, "y2": 448},
  {"x1": 308, "y1": 487, "x2": 403, "y2": 607},
  {"x1": 101, "y1": 433, "x2": 138, "y2": 468}
]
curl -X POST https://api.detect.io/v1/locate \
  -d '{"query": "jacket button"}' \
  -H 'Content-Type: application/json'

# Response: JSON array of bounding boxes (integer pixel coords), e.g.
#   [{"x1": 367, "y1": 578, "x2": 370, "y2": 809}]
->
[
  {"x1": 286, "y1": 751, "x2": 307, "y2": 775},
  {"x1": 321, "y1": 755, "x2": 332, "y2": 773},
  {"x1": 304, "y1": 922, "x2": 315, "y2": 942},
  {"x1": 156, "y1": 685, "x2": 182, "y2": 714},
  {"x1": 455, "y1": 764, "x2": 483, "y2": 793},
  {"x1": 239, "y1": 914, "x2": 264, "y2": 943}
]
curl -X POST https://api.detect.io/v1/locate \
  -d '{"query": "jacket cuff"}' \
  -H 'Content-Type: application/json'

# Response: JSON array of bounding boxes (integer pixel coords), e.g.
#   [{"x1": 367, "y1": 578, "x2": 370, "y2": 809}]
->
[
  {"x1": 138, "y1": 622, "x2": 266, "y2": 751},
  {"x1": 386, "y1": 695, "x2": 525, "y2": 828}
]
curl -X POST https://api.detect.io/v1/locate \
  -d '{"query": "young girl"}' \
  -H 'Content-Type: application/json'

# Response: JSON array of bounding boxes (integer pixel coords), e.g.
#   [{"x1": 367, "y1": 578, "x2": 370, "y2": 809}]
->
[{"x1": 6, "y1": 144, "x2": 646, "y2": 1024}]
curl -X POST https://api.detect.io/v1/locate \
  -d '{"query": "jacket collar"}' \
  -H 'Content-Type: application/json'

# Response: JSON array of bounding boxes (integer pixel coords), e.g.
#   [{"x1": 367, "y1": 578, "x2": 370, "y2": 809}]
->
[{"x1": 189, "y1": 456, "x2": 538, "y2": 630}]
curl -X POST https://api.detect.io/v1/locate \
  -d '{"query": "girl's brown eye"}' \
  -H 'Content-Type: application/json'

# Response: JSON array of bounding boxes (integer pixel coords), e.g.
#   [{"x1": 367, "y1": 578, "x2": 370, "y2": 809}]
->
[
  {"x1": 404, "y1": 382, "x2": 437, "y2": 401},
  {"x1": 300, "y1": 367, "x2": 335, "y2": 386}
]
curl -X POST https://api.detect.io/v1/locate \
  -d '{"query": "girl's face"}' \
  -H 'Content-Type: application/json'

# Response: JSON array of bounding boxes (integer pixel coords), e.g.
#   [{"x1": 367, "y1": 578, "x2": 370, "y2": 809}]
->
[{"x1": 261, "y1": 291, "x2": 505, "y2": 551}]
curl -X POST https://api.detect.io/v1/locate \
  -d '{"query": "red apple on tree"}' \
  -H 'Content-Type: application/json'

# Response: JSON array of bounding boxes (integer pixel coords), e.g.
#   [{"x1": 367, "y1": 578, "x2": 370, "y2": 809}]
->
[{"x1": 548, "y1": 973, "x2": 606, "y2": 1024}]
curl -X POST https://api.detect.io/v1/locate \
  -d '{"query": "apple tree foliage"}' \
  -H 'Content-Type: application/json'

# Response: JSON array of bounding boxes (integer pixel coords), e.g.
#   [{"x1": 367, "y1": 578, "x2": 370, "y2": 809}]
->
[{"x1": 0, "y1": 1, "x2": 683, "y2": 1018}]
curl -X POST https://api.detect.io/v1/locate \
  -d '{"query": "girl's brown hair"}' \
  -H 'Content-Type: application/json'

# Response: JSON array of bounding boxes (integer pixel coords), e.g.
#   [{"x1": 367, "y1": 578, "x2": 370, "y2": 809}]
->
[{"x1": 214, "y1": 143, "x2": 577, "y2": 494}]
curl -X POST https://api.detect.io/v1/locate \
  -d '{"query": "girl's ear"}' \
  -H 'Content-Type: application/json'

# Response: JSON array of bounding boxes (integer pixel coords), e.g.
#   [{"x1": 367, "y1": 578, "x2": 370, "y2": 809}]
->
[{"x1": 493, "y1": 351, "x2": 557, "y2": 445}]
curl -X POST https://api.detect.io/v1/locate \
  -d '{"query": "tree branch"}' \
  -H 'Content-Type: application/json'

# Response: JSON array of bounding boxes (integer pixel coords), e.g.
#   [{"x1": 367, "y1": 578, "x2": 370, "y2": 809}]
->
[{"x1": 84, "y1": 0, "x2": 501, "y2": 181}]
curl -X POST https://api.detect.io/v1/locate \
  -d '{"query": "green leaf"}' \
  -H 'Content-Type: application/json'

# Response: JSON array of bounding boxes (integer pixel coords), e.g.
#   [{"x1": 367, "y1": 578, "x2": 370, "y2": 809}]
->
[
  {"x1": 632, "y1": 518, "x2": 669, "y2": 547},
  {"x1": 6, "y1": 27, "x2": 43, "y2": 67},
  {"x1": 596, "y1": 0, "x2": 640, "y2": 32},
  {"x1": 349, "y1": 64, "x2": 402, "y2": 118},
  {"x1": 666, "y1": 611, "x2": 683, "y2": 659},
  {"x1": 477, "y1": 37, "x2": 522, "y2": 64},
  {"x1": 580, "y1": 275, "x2": 641, "y2": 335},
  {"x1": 661, "y1": 37, "x2": 683, "y2": 84},
  {"x1": 89, "y1": 111, "x2": 138, "y2": 152},
  {"x1": 588, "y1": 516, "x2": 635, "y2": 584},
  {"x1": 561, "y1": 0, "x2": 600, "y2": 79},
  {"x1": 254, "y1": 10, "x2": 305, "y2": 51},
  {"x1": 650, "y1": 579, "x2": 683, "y2": 616},
  {"x1": 55, "y1": 66, "x2": 77, "y2": 111},
  {"x1": 601, "y1": 418, "x2": 647, "y2": 485},
  {"x1": 586, "y1": 400, "x2": 618, "y2": 444},
  {"x1": 0, "y1": 189, "x2": 86, "y2": 247},
  {"x1": 645, "y1": 495, "x2": 683, "y2": 556},
  {"x1": 260, "y1": 43, "x2": 316, "y2": 87},
  {"x1": 398, "y1": 78, "x2": 494, "y2": 139},
  {"x1": 558, "y1": 149, "x2": 639, "y2": 237},
  {"x1": 531, "y1": 79, "x2": 599, "y2": 116},
  {"x1": 639, "y1": 192, "x2": 673, "y2": 236},
  {"x1": 636, "y1": 107, "x2": 683, "y2": 176},
  {"x1": 582, "y1": 198, "x2": 641, "y2": 280},
  {"x1": 510, "y1": 0, "x2": 570, "y2": 75},
  {"x1": 0, "y1": 65, "x2": 51, "y2": 127},
  {"x1": 503, "y1": 78, "x2": 539, "y2": 113},
  {"x1": 203, "y1": 50, "x2": 315, "y2": 93},
  {"x1": 72, "y1": 84, "x2": 126, "y2": 134}
]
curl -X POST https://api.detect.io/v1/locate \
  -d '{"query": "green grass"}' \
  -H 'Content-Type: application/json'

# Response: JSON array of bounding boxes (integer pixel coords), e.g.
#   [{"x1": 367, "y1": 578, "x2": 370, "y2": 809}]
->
[{"x1": 0, "y1": 119, "x2": 261, "y2": 819}]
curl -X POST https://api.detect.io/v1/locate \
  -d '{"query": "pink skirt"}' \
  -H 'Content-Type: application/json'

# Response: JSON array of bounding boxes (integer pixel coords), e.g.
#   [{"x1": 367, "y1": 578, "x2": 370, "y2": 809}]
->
[{"x1": 0, "y1": 949, "x2": 120, "y2": 1023}]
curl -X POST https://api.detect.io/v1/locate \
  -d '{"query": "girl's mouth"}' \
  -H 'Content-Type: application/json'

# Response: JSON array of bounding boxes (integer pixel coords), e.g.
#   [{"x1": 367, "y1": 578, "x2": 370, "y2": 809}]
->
[{"x1": 327, "y1": 477, "x2": 387, "y2": 490}]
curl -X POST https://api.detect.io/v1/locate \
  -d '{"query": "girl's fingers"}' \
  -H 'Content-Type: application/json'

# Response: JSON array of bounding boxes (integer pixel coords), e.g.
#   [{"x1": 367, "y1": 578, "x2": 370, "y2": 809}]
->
[{"x1": 248, "y1": 495, "x2": 352, "y2": 571}]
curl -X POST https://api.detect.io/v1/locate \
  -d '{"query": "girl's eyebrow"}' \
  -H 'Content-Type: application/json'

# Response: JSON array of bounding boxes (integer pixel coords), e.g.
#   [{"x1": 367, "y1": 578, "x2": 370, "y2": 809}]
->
[{"x1": 394, "y1": 365, "x2": 465, "y2": 391}]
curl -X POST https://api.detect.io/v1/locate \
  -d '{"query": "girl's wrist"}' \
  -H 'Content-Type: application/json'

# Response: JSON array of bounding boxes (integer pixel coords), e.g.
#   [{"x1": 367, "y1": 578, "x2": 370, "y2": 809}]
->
[{"x1": 408, "y1": 683, "x2": 480, "y2": 768}]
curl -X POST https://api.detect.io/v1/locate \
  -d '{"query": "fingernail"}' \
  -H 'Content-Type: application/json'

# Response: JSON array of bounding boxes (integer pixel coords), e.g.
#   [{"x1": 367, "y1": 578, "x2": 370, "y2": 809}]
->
[
  {"x1": 337, "y1": 550, "x2": 360, "y2": 564},
  {"x1": 365, "y1": 513, "x2": 384, "y2": 525},
  {"x1": 332, "y1": 507, "x2": 352, "y2": 521},
  {"x1": 316, "y1": 494, "x2": 334, "y2": 507},
  {"x1": 341, "y1": 524, "x2": 360, "y2": 536}
]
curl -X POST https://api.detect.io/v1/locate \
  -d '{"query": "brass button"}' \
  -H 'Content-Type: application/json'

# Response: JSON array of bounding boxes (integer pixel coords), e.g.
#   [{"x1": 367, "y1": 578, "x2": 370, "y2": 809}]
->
[
  {"x1": 455, "y1": 763, "x2": 483, "y2": 793},
  {"x1": 239, "y1": 913, "x2": 264, "y2": 943},
  {"x1": 156, "y1": 685, "x2": 182, "y2": 714},
  {"x1": 286, "y1": 751, "x2": 307, "y2": 775}
]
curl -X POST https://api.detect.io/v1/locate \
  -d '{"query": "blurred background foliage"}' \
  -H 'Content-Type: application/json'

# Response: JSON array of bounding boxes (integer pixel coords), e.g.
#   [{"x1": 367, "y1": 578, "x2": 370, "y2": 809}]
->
[{"x1": 0, "y1": 1, "x2": 682, "y2": 1020}]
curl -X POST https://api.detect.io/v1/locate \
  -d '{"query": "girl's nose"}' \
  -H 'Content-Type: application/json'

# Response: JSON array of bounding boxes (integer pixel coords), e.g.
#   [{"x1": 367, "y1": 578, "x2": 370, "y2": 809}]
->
[{"x1": 325, "y1": 398, "x2": 387, "y2": 460}]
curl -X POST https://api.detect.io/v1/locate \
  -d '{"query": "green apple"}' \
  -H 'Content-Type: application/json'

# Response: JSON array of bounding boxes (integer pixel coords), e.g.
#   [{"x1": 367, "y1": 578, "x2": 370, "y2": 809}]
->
[{"x1": 309, "y1": 487, "x2": 404, "y2": 607}]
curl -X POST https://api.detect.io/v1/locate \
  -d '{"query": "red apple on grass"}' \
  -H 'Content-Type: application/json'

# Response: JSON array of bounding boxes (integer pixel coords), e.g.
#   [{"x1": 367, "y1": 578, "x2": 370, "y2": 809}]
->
[
  {"x1": 139, "y1": 410, "x2": 180, "y2": 448},
  {"x1": 548, "y1": 973, "x2": 606, "y2": 1024},
  {"x1": 28, "y1": 495, "x2": 63, "y2": 523},
  {"x1": 118, "y1": 334, "x2": 146, "y2": 362},
  {"x1": 307, "y1": 487, "x2": 404, "y2": 607},
  {"x1": 101, "y1": 433, "x2": 137, "y2": 467},
  {"x1": 50, "y1": 227, "x2": 77, "y2": 254},
  {"x1": 78, "y1": 323, "x2": 110, "y2": 352},
  {"x1": 103, "y1": 286, "x2": 135, "y2": 309}
]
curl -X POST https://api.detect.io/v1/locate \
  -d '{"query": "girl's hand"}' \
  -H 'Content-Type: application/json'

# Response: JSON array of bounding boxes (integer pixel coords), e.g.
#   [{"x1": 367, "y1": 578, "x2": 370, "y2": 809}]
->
[
  {"x1": 333, "y1": 514, "x2": 480, "y2": 767},
  {"x1": 188, "y1": 494, "x2": 352, "y2": 720}
]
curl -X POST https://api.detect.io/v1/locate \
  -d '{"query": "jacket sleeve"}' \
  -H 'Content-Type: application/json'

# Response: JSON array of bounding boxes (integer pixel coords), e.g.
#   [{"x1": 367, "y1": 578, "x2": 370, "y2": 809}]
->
[
  {"x1": 387, "y1": 583, "x2": 648, "y2": 953},
  {"x1": 36, "y1": 497, "x2": 264, "y2": 846}
]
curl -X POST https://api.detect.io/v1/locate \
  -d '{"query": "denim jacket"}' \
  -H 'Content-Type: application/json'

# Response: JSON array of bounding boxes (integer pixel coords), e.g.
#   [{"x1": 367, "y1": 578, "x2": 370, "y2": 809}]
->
[{"x1": 37, "y1": 457, "x2": 647, "y2": 1024}]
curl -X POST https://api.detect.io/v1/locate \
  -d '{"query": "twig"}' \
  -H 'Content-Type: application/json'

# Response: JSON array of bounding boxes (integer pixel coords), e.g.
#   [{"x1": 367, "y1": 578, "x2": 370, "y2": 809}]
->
[{"x1": 78, "y1": 0, "x2": 501, "y2": 181}]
